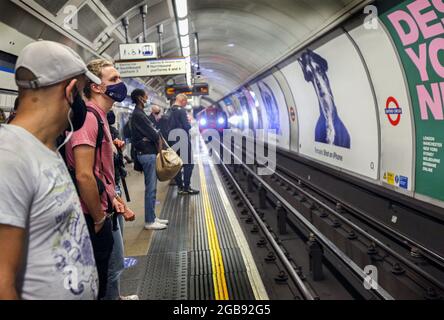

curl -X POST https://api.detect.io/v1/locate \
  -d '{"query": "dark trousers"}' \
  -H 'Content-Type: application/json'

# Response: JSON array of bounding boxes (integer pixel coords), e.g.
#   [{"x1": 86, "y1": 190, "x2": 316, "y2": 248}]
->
[
  {"x1": 85, "y1": 215, "x2": 114, "y2": 300},
  {"x1": 173, "y1": 143, "x2": 194, "y2": 189},
  {"x1": 175, "y1": 163, "x2": 194, "y2": 189}
]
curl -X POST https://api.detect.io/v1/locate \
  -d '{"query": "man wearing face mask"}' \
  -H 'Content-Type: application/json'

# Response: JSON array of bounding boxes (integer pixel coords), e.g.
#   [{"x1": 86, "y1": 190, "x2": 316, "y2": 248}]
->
[
  {"x1": 148, "y1": 105, "x2": 162, "y2": 130},
  {"x1": 0, "y1": 41, "x2": 100, "y2": 300},
  {"x1": 64, "y1": 59, "x2": 131, "y2": 300}
]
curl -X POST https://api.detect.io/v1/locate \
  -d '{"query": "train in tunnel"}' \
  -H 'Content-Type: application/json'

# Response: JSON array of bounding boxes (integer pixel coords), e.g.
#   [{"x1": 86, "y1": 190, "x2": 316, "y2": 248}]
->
[{"x1": 197, "y1": 106, "x2": 228, "y2": 134}]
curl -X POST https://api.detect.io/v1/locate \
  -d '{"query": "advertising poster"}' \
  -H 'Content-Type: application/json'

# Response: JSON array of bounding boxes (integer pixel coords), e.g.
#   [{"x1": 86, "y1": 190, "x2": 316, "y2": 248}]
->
[
  {"x1": 380, "y1": 0, "x2": 444, "y2": 201},
  {"x1": 256, "y1": 80, "x2": 282, "y2": 135},
  {"x1": 242, "y1": 86, "x2": 263, "y2": 130},
  {"x1": 255, "y1": 75, "x2": 291, "y2": 149},
  {"x1": 281, "y1": 30, "x2": 380, "y2": 179}
]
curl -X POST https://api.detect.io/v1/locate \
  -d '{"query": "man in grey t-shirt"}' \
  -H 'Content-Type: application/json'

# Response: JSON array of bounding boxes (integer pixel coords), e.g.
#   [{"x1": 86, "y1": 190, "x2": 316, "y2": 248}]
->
[{"x1": 0, "y1": 41, "x2": 103, "y2": 300}]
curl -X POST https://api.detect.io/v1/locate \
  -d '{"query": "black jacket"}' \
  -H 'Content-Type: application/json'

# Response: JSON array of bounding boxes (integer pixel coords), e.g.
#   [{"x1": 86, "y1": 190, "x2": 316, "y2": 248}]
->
[
  {"x1": 130, "y1": 107, "x2": 159, "y2": 155},
  {"x1": 170, "y1": 105, "x2": 191, "y2": 134}
]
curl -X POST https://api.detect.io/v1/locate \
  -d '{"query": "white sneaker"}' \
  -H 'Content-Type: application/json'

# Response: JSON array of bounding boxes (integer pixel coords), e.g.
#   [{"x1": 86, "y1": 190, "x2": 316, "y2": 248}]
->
[
  {"x1": 156, "y1": 218, "x2": 169, "y2": 225},
  {"x1": 120, "y1": 295, "x2": 139, "y2": 300},
  {"x1": 144, "y1": 222, "x2": 167, "y2": 230}
]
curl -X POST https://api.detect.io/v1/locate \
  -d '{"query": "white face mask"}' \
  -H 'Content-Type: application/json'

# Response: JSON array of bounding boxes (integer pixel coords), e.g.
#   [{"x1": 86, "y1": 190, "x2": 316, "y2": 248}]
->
[{"x1": 56, "y1": 108, "x2": 74, "y2": 153}]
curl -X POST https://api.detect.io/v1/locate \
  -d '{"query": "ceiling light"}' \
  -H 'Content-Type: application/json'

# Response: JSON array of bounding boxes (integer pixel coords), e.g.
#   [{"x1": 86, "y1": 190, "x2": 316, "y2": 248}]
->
[
  {"x1": 228, "y1": 43, "x2": 235, "y2": 47},
  {"x1": 175, "y1": 0, "x2": 188, "y2": 19},
  {"x1": 180, "y1": 35, "x2": 190, "y2": 48},
  {"x1": 182, "y1": 47, "x2": 190, "y2": 57},
  {"x1": 178, "y1": 18, "x2": 189, "y2": 36}
]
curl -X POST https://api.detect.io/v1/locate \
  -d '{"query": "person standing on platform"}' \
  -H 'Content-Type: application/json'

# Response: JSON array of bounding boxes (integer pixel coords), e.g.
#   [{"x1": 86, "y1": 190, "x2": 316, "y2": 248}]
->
[
  {"x1": 130, "y1": 89, "x2": 169, "y2": 231},
  {"x1": 64, "y1": 59, "x2": 136, "y2": 300},
  {"x1": 148, "y1": 105, "x2": 162, "y2": 130},
  {"x1": 169, "y1": 94, "x2": 200, "y2": 195},
  {"x1": 0, "y1": 40, "x2": 99, "y2": 300}
]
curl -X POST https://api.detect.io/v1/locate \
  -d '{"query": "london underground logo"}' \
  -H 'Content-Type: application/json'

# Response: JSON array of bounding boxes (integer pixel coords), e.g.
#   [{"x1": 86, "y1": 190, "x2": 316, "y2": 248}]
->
[{"x1": 385, "y1": 96, "x2": 402, "y2": 126}]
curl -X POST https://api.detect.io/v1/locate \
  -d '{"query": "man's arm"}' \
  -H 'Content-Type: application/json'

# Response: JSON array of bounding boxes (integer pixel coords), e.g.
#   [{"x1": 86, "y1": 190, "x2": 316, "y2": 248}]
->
[
  {"x1": 134, "y1": 113, "x2": 159, "y2": 142},
  {"x1": 73, "y1": 145, "x2": 106, "y2": 232},
  {"x1": 0, "y1": 224, "x2": 25, "y2": 300}
]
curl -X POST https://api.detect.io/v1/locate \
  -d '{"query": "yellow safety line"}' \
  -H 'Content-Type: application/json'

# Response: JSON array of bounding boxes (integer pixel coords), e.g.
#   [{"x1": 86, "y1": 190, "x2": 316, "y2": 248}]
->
[{"x1": 198, "y1": 157, "x2": 229, "y2": 300}]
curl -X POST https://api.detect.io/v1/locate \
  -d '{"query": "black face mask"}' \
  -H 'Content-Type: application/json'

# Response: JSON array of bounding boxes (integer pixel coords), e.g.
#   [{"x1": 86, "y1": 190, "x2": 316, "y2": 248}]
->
[{"x1": 68, "y1": 87, "x2": 87, "y2": 131}]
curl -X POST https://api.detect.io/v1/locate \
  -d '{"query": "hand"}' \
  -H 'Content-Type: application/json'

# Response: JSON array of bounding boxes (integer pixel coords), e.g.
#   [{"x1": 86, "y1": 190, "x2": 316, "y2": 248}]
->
[
  {"x1": 114, "y1": 139, "x2": 125, "y2": 149},
  {"x1": 123, "y1": 207, "x2": 136, "y2": 222},
  {"x1": 113, "y1": 198, "x2": 125, "y2": 214}
]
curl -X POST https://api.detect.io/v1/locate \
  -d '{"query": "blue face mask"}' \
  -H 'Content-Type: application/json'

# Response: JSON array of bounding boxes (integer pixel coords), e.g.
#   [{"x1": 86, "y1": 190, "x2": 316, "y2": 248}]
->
[{"x1": 105, "y1": 82, "x2": 127, "y2": 102}]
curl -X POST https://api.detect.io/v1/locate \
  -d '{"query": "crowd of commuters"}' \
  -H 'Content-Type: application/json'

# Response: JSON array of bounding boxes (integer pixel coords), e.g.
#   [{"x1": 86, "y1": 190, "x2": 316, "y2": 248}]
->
[{"x1": 0, "y1": 40, "x2": 199, "y2": 300}]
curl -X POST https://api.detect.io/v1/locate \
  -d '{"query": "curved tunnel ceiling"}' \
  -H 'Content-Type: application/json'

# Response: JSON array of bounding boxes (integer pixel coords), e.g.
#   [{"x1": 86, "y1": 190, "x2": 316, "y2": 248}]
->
[{"x1": 2, "y1": 0, "x2": 371, "y2": 104}]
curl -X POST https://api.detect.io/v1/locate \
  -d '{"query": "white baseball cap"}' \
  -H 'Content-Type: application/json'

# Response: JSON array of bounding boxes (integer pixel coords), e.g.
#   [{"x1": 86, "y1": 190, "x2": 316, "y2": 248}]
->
[{"x1": 15, "y1": 40, "x2": 102, "y2": 89}]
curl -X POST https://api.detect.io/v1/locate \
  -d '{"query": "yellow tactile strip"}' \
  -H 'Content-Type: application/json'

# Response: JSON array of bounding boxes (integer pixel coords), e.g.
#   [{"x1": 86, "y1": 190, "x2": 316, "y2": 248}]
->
[{"x1": 198, "y1": 156, "x2": 230, "y2": 300}]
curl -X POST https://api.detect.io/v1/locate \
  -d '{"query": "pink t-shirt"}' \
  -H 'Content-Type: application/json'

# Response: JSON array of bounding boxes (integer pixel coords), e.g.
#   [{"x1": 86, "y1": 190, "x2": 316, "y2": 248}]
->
[{"x1": 65, "y1": 101, "x2": 116, "y2": 214}]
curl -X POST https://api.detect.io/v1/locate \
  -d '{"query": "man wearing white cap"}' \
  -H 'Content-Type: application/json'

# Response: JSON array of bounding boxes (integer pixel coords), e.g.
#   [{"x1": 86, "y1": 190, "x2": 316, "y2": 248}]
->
[{"x1": 0, "y1": 40, "x2": 101, "y2": 300}]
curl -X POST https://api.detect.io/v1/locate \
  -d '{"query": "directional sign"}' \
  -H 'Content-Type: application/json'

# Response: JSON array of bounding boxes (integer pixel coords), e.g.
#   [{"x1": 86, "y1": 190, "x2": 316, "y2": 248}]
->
[
  {"x1": 115, "y1": 59, "x2": 187, "y2": 77},
  {"x1": 166, "y1": 84, "x2": 210, "y2": 98},
  {"x1": 119, "y1": 43, "x2": 158, "y2": 60}
]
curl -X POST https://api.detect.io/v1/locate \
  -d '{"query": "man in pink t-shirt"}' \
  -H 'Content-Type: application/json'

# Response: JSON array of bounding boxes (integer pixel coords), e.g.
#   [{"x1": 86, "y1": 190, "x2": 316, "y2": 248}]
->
[
  {"x1": 65, "y1": 59, "x2": 136, "y2": 300},
  {"x1": 65, "y1": 100, "x2": 116, "y2": 214}
]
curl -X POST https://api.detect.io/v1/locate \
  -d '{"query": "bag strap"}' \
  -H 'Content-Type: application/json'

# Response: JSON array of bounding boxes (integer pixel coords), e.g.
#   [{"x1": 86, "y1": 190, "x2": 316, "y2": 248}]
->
[
  {"x1": 86, "y1": 107, "x2": 113, "y2": 213},
  {"x1": 86, "y1": 107, "x2": 104, "y2": 169}
]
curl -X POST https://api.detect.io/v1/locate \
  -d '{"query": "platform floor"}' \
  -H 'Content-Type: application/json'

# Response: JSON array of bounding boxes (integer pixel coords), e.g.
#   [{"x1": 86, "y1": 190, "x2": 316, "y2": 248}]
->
[{"x1": 120, "y1": 142, "x2": 267, "y2": 300}]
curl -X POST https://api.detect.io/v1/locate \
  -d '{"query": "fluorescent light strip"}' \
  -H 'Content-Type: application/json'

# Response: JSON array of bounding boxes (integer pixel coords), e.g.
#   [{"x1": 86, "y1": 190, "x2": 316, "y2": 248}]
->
[
  {"x1": 175, "y1": 0, "x2": 188, "y2": 19},
  {"x1": 182, "y1": 46, "x2": 190, "y2": 57},
  {"x1": 180, "y1": 35, "x2": 190, "y2": 48},
  {"x1": 178, "y1": 18, "x2": 189, "y2": 36}
]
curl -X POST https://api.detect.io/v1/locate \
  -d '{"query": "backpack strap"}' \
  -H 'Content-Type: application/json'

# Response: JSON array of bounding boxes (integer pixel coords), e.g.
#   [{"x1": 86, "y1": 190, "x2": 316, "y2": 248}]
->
[{"x1": 86, "y1": 107, "x2": 113, "y2": 213}]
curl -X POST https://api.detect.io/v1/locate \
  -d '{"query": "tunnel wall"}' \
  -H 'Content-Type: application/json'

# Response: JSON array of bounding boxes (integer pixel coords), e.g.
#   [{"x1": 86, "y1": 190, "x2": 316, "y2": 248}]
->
[{"x1": 220, "y1": 0, "x2": 444, "y2": 208}]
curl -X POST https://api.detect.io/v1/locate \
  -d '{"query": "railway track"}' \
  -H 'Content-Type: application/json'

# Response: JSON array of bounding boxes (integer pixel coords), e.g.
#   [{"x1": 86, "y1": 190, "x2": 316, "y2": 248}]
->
[{"x1": 212, "y1": 138, "x2": 444, "y2": 300}]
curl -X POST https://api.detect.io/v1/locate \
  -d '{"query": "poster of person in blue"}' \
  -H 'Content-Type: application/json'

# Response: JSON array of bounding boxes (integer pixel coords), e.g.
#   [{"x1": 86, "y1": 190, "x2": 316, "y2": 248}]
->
[
  {"x1": 257, "y1": 81, "x2": 282, "y2": 135},
  {"x1": 298, "y1": 49, "x2": 351, "y2": 149}
]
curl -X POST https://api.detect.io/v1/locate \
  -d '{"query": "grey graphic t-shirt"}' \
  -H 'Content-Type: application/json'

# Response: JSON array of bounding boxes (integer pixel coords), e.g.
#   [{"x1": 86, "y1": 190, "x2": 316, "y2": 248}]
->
[{"x1": 0, "y1": 125, "x2": 98, "y2": 300}]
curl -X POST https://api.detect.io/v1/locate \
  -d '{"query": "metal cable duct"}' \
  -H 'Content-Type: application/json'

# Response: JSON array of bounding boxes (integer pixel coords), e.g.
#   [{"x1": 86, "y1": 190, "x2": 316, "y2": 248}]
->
[
  {"x1": 122, "y1": 16, "x2": 130, "y2": 44},
  {"x1": 140, "y1": 4, "x2": 148, "y2": 43},
  {"x1": 157, "y1": 24, "x2": 164, "y2": 57}
]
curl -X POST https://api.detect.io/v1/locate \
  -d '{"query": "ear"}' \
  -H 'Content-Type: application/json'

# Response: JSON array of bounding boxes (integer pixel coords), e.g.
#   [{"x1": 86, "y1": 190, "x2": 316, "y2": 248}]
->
[
  {"x1": 65, "y1": 79, "x2": 78, "y2": 103},
  {"x1": 91, "y1": 82, "x2": 105, "y2": 94}
]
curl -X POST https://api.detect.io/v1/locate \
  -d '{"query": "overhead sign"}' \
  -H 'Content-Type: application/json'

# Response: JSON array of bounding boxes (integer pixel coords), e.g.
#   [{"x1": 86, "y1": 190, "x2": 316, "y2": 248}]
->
[
  {"x1": 165, "y1": 84, "x2": 209, "y2": 98},
  {"x1": 119, "y1": 43, "x2": 158, "y2": 60},
  {"x1": 115, "y1": 59, "x2": 186, "y2": 77}
]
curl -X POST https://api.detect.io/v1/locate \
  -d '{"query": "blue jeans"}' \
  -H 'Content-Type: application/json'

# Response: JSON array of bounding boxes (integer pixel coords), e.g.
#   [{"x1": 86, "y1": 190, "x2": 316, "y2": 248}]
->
[
  {"x1": 104, "y1": 214, "x2": 124, "y2": 300},
  {"x1": 138, "y1": 154, "x2": 158, "y2": 224}
]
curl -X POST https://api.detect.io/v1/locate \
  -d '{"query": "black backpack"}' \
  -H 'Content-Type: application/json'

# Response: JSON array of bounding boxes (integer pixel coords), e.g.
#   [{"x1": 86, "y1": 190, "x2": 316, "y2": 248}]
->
[
  {"x1": 123, "y1": 120, "x2": 132, "y2": 141},
  {"x1": 159, "y1": 107, "x2": 178, "y2": 141}
]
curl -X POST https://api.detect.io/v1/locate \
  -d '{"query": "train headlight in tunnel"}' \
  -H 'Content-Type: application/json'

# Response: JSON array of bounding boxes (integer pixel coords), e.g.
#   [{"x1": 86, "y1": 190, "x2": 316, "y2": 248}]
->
[
  {"x1": 217, "y1": 117, "x2": 225, "y2": 125},
  {"x1": 200, "y1": 118, "x2": 207, "y2": 126}
]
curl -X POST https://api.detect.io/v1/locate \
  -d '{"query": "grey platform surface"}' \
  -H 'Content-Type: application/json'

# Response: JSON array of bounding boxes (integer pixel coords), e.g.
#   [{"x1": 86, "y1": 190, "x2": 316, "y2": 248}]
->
[{"x1": 121, "y1": 163, "x2": 255, "y2": 300}]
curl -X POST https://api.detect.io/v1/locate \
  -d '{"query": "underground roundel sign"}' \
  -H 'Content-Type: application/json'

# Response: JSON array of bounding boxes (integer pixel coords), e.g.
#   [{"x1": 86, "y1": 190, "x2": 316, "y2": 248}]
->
[{"x1": 385, "y1": 96, "x2": 403, "y2": 126}]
